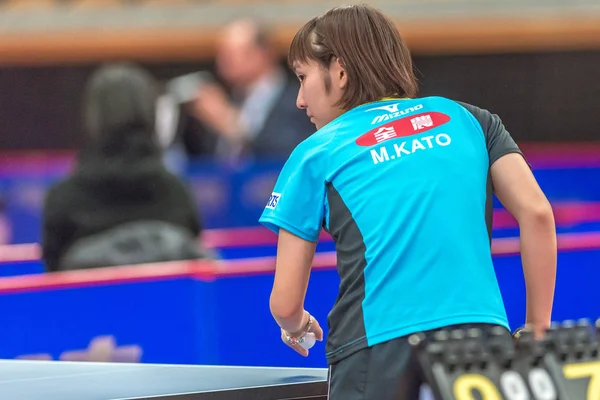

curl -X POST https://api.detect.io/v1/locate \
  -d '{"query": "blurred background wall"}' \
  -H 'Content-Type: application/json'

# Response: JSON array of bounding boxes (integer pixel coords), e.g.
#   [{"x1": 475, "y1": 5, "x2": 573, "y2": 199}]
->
[{"x1": 0, "y1": 0, "x2": 599, "y2": 149}]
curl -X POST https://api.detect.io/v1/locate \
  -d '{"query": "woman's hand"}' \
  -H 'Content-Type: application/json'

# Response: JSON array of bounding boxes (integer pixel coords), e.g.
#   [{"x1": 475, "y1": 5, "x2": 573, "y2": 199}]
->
[{"x1": 280, "y1": 313, "x2": 324, "y2": 357}]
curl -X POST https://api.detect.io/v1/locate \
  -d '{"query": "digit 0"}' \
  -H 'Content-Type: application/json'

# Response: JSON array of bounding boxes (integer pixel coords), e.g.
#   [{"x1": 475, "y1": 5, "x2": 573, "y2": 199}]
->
[
  {"x1": 500, "y1": 371, "x2": 530, "y2": 400},
  {"x1": 528, "y1": 368, "x2": 557, "y2": 400},
  {"x1": 453, "y1": 374, "x2": 502, "y2": 400}
]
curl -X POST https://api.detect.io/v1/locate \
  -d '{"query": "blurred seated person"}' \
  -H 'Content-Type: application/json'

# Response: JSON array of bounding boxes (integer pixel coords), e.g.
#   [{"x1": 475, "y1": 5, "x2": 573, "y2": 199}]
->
[
  {"x1": 41, "y1": 63, "x2": 207, "y2": 272},
  {"x1": 173, "y1": 19, "x2": 315, "y2": 162}
]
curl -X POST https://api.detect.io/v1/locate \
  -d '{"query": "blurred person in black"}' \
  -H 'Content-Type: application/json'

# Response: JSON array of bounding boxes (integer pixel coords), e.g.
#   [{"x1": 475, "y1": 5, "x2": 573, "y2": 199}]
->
[
  {"x1": 174, "y1": 19, "x2": 314, "y2": 162},
  {"x1": 41, "y1": 62, "x2": 206, "y2": 272}
]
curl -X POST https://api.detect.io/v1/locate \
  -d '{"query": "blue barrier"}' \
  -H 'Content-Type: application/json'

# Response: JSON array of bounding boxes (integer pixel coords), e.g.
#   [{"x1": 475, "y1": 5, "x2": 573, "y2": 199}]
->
[
  {"x1": 0, "y1": 248, "x2": 598, "y2": 368},
  {"x1": 0, "y1": 260, "x2": 40, "y2": 277}
]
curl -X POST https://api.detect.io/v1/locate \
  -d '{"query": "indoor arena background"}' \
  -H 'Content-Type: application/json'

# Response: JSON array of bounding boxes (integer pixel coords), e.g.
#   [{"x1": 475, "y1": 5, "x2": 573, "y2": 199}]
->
[{"x1": 0, "y1": 0, "x2": 599, "y2": 369}]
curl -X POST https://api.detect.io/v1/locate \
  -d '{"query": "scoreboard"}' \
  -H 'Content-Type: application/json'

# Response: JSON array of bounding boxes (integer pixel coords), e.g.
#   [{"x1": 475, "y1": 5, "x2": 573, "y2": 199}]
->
[{"x1": 411, "y1": 320, "x2": 600, "y2": 400}]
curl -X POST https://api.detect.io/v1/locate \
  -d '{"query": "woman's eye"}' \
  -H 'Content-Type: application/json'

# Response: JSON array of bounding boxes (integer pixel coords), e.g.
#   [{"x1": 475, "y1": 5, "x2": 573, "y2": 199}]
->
[{"x1": 297, "y1": 75, "x2": 305, "y2": 83}]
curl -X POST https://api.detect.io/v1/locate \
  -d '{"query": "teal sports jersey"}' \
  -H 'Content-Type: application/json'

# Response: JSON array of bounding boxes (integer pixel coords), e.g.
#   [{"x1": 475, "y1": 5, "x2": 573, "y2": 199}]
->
[{"x1": 259, "y1": 96, "x2": 524, "y2": 364}]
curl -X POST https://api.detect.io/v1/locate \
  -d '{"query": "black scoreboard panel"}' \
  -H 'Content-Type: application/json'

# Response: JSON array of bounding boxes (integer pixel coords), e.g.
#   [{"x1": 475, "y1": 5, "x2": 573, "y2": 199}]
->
[
  {"x1": 545, "y1": 323, "x2": 600, "y2": 400},
  {"x1": 411, "y1": 320, "x2": 600, "y2": 400}
]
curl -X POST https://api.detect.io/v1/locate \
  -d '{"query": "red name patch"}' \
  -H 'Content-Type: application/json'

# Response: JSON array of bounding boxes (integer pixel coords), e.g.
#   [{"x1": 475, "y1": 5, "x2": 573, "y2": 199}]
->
[{"x1": 356, "y1": 112, "x2": 451, "y2": 147}]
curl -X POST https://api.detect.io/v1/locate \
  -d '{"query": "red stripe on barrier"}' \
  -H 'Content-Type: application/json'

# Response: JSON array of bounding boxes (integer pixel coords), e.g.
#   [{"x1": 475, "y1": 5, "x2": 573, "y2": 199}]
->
[
  {"x1": 0, "y1": 232, "x2": 598, "y2": 295},
  {"x1": 0, "y1": 227, "x2": 331, "y2": 264},
  {"x1": 0, "y1": 243, "x2": 41, "y2": 263},
  {"x1": 491, "y1": 232, "x2": 600, "y2": 256},
  {"x1": 0, "y1": 260, "x2": 217, "y2": 295},
  {"x1": 519, "y1": 143, "x2": 600, "y2": 169},
  {"x1": 0, "y1": 151, "x2": 74, "y2": 175},
  {"x1": 493, "y1": 202, "x2": 600, "y2": 229},
  {"x1": 202, "y1": 227, "x2": 279, "y2": 248},
  {"x1": 214, "y1": 252, "x2": 338, "y2": 278},
  {"x1": 202, "y1": 227, "x2": 334, "y2": 249}
]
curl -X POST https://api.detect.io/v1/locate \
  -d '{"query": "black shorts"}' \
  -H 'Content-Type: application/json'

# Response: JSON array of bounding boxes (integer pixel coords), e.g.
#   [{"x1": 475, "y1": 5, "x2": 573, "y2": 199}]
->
[{"x1": 327, "y1": 323, "x2": 510, "y2": 400}]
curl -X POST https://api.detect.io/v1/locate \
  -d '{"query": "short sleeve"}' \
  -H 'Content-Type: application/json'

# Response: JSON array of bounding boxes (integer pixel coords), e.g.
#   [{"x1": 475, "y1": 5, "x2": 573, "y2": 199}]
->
[
  {"x1": 458, "y1": 101, "x2": 525, "y2": 166},
  {"x1": 259, "y1": 142, "x2": 326, "y2": 242}
]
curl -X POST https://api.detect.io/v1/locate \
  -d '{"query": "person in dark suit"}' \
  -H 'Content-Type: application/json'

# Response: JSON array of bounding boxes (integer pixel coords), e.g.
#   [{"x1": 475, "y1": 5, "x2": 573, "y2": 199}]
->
[
  {"x1": 42, "y1": 62, "x2": 205, "y2": 272},
  {"x1": 182, "y1": 19, "x2": 315, "y2": 161}
]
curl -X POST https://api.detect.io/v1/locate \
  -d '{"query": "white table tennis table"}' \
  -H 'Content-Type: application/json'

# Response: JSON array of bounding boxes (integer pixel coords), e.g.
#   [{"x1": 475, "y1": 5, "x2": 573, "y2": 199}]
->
[{"x1": 0, "y1": 360, "x2": 328, "y2": 400}]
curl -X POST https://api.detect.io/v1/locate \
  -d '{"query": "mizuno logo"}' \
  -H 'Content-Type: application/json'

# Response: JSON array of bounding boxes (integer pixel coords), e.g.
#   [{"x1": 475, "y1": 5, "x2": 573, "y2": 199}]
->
[{"x1": 366, "y1": 103, "x2": 424, "y2": 125}]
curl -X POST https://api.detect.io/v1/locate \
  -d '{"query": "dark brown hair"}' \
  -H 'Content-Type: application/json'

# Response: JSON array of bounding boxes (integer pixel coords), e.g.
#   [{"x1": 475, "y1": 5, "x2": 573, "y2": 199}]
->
[{"x1": 288, "y1": 4, "x2": 418, "y2": 110}]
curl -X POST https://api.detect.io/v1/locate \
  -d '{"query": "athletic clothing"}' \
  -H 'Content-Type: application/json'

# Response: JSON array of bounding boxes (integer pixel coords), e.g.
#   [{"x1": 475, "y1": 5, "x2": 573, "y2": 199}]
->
[
  {"x1": 327, "y1": 323, "x2": 512, "y2": 400},
  {"x1": 259, "y1": 96, "x2": 523, "y2": 365}
]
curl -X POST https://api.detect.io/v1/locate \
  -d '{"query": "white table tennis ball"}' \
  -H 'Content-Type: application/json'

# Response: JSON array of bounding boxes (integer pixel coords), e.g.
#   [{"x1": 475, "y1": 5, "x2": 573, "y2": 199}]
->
[{"x1": 300, "y1": 333, "x2": 316, "y2": 350}]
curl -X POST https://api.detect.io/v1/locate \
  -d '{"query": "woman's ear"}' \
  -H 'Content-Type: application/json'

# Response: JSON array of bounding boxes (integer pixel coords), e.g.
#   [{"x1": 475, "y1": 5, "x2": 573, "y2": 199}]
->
[{"x1": 335, "y1": 58, "x2": 347, "y2": 89}]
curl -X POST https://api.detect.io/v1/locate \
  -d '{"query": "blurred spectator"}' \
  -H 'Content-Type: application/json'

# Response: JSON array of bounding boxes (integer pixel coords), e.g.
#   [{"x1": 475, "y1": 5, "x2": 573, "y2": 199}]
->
[
  {"x1": 41, "y1": 62, "x2": 206, "y2": 272},
  {"x1": 171, "y1": 19, "x2": 314, "y2": 162}
]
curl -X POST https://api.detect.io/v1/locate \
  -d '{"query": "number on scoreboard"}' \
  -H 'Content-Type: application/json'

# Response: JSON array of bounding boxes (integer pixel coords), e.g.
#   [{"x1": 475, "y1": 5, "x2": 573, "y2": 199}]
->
[
  {"x1": 411, "y1": 326, "x2": 564, "y2": 400},
  {"x1": 542, "y1": 320, "x2": 600, "y2": 400}
]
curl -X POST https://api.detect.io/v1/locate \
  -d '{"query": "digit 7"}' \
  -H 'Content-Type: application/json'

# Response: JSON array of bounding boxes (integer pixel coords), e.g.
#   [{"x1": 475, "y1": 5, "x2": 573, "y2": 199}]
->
[{"x1": 563, "y1": 361, "x2": 600, "y2": 400}]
